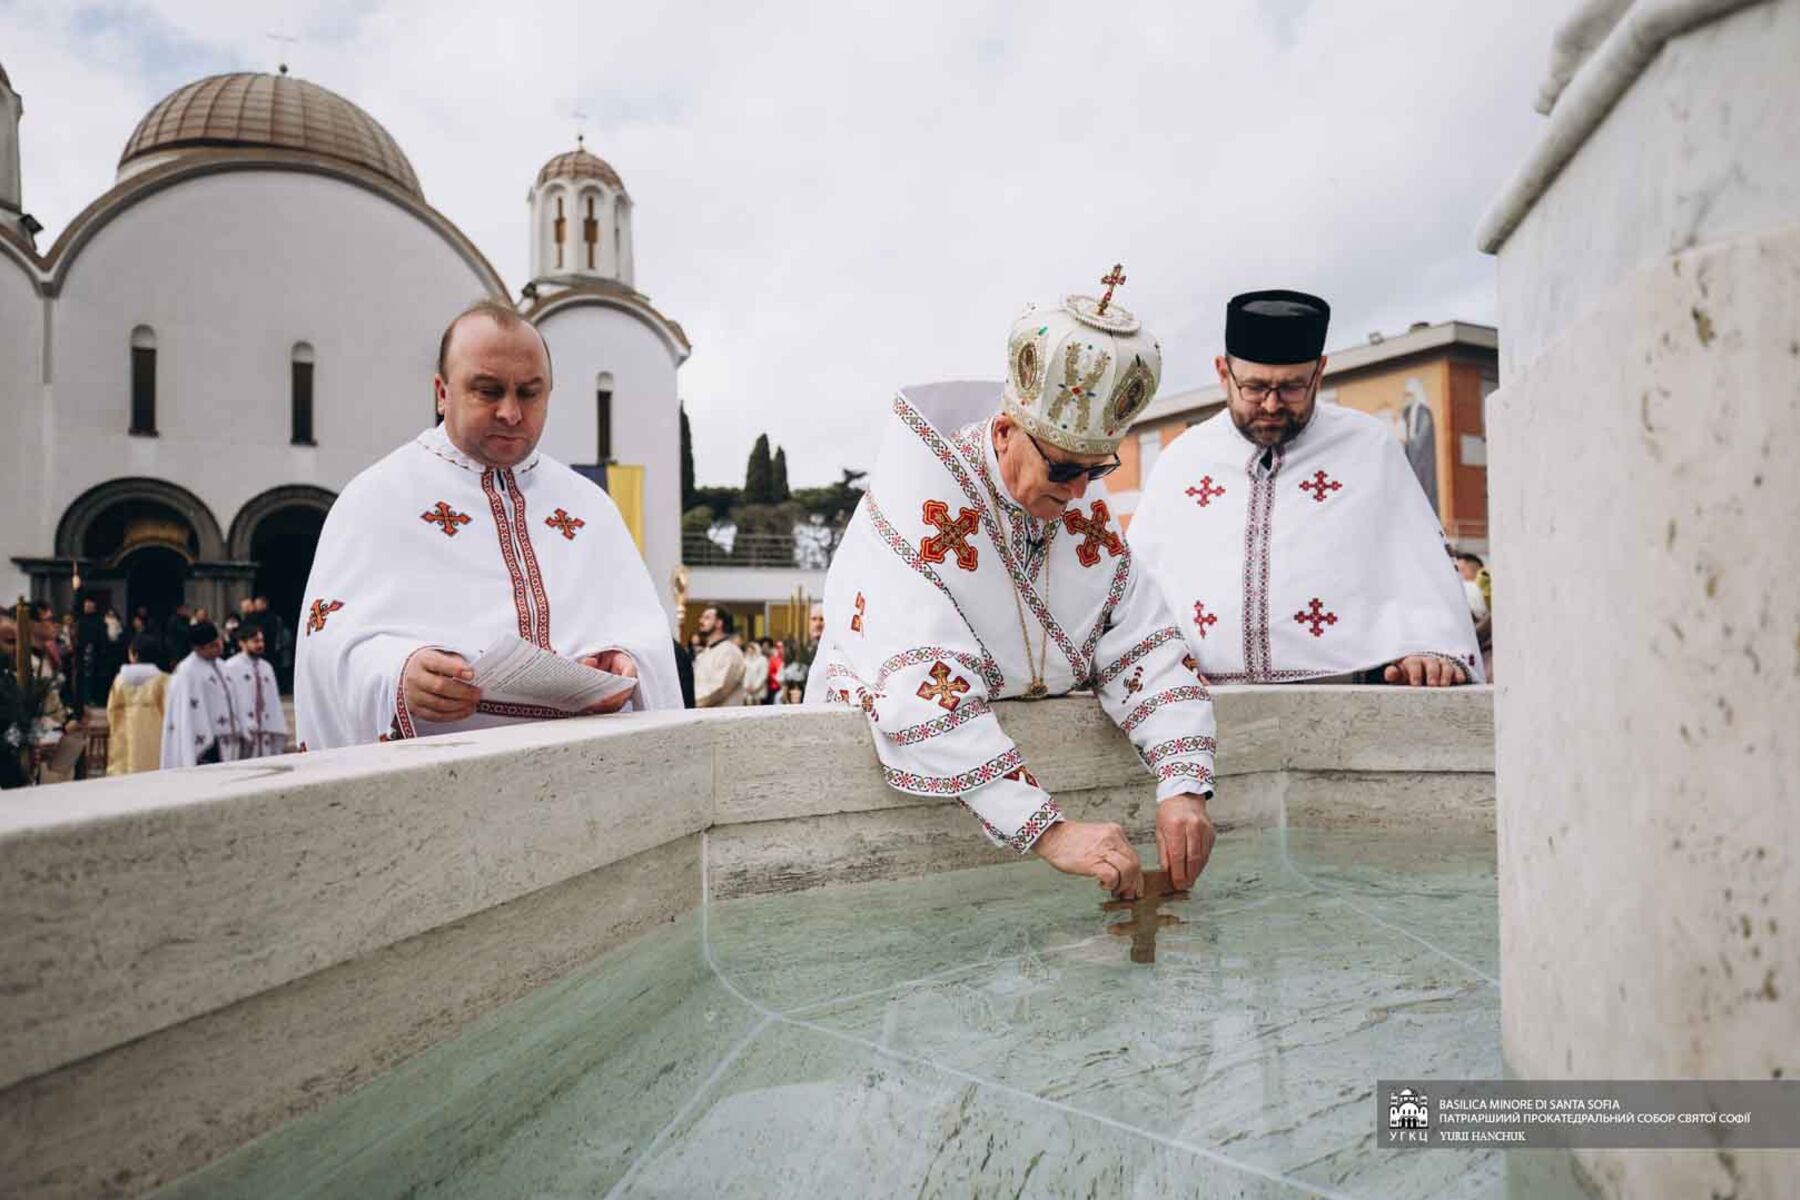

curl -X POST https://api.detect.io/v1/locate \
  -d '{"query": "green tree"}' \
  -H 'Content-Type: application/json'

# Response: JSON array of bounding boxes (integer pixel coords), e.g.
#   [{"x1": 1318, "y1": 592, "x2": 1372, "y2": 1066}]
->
[
  {"x1": 771, "y1": 446, "x2": 791, "y2": 502},
  {"x1": 744, "y1": 433, "x2": 774, "y2": 505},
  {"x1": 679, "y1": 403, "x2": 696, "y2": 511}
]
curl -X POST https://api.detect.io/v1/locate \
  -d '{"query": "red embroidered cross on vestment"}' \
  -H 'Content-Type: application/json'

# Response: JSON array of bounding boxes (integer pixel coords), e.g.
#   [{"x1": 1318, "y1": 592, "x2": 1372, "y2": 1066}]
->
[
  {"x1": 1298, "y1": 470, "x2": 1342, "y2": 503},
  {"x1": 544, "y1": 508, "x2": 585, "y2": 540},
  {"x1": 305, "y1": 599, "x2": 344, "y2": 635},
  {"x1": 1294, "y1": 597, "x2": 1338, "y2": 637},
  {"x1": 919, "y1": 500, "x2": 980, "y2": 572},
  {"x1": 422, "y1": 501, "x2": 472, "y2": 537},
  {"x1": 1061, "y1": 500, "x2": 1123, "y2": 568},
  {"x1": 1192, "y1": 601, "x2": 1218, "y2": 639},
  {"x1": 916, "y1": 660, "x2": 972, "y2": 712},
  {"x1": 1185, "y1": 476, "x2": 1226, "y2": 507}
]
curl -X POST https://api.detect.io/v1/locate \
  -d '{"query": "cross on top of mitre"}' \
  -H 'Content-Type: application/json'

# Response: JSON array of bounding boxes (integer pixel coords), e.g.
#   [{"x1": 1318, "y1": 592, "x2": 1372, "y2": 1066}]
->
[{"x1": 1097, "y1": 263, "x2": 1127, "y2": 315}]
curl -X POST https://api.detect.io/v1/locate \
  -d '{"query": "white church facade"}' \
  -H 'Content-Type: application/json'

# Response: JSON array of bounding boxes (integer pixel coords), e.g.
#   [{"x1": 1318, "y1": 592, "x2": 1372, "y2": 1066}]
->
[{"x1": 0, "y1": 65, "x2": 689, "y2": 636}]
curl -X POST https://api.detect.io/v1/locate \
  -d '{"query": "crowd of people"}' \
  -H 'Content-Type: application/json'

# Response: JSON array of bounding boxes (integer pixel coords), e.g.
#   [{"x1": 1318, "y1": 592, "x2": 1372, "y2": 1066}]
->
[
  {"x1": 0, "y1": 593, "x2": 295, "y2": 787},
  {"x1": 687, "y1": 603, "x2": 825, "y2": 708}
]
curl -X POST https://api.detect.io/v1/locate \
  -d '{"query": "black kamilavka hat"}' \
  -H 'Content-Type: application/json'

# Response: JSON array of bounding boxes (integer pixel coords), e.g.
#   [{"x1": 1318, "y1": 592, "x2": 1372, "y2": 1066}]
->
[{"x1": 1225, "y1": 289, "x2": 1331, "y2": 364}]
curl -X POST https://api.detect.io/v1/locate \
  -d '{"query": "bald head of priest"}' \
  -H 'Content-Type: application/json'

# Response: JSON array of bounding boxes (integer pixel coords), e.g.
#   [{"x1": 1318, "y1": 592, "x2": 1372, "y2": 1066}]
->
[
  {"x1": 293, "y1": 300, "x2": 682, "y2": 750},
  {"x1": 1128, "y1": 288, "x2": 1483, "y2": 690}
]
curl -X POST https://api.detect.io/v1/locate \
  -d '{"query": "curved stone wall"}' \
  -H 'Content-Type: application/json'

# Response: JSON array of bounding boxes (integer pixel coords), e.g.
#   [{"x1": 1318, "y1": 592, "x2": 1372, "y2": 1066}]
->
[{"x1": 0, "y1": 687, "x2": 1493, "y2": 1197}]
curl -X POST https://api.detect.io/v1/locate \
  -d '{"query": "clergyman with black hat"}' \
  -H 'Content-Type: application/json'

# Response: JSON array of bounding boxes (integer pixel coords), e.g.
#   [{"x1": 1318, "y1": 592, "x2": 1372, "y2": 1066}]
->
[
  {"x1": 804, "y1": 266, "x2": 1219, "y2": 899},
  {"x1": 160, "y1": 619, "x2": 245, "y2": 768},
  {"x1": 1129, "y1": 289, "x2": 1482, "y2": 687}
]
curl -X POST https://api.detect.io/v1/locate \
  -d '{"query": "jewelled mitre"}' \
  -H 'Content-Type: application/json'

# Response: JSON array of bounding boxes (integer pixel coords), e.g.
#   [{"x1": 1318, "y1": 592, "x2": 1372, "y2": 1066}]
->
[{"x1": 1000, "y1": 282, "x2": 1162, "y2": 456}]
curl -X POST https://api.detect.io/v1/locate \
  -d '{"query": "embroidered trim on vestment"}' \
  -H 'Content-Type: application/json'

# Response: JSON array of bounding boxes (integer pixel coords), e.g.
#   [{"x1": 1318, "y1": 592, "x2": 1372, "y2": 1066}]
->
[
  {"x1": 1094, "y1": 625, "x2": 1183, "y2": 688},
  {"x1": 1157, "y1": 761, "x2": 1215, "y2": 786},
  {"x1": 896, "y1": 402, "x2": 1083, "y2": 679},
  {"x1": 1140, "y1": 735, "x2": 1218, "y2": 767},
  {"x1": 862, "y1": 492, "x2": 1006, "y2": 694},
  {"x1": 883, "y1": 747, "x2": 1025, "y2": 796},
  {"x1": 1120, "y1": 685, "x2": 1211, "y2": 734},
  {"x1": 1078, "y1": 556, "x2": 1134, "y2": 681},
  {"x1": 884, "y1": 698, "x2": 993, "y2": 745},
  {"x1": 477, "y1": 700, "x2": 577, "y2": 720},
  {"x1": 481, "y1": 469, "x2": 534, "y2": 642},
  {"x1": 1238, "y1": 444, "x2": 1284, "y2": 681},
  {"x1": 504, "y1": 468, "x2": 554, "y2": 648}
]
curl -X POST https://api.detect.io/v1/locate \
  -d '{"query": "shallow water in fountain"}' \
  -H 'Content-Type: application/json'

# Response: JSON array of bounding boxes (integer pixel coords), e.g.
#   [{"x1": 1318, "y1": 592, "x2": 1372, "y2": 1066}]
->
[{"x1": 158, "y1": 827, "x2": 1501, "y2": 1200}]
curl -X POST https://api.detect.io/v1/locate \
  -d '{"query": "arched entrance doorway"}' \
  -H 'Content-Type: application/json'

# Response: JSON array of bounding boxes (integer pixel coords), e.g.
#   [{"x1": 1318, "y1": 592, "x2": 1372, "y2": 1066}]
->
[
  {"x1": 230, "y1": 486, "x2": 337, "y2": 690},
  {"x1": 51, "y1": 478, "x2": 234, "y2": 628}
]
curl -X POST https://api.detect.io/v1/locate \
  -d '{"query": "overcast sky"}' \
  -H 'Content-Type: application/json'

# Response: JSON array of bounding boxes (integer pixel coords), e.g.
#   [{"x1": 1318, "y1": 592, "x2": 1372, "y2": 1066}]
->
[{"x1": 3, "y1": 0, "x2": 1568, "y2": 488}]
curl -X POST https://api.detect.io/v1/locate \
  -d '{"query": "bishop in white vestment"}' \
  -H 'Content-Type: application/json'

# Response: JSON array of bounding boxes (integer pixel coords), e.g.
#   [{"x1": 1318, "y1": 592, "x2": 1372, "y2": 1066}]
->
[
  {"x1": 161, "y1": 622, "x2": 244, "y2": 768},
  {"x1": 224, "y1": 623, "x2": 288, "y2": 758},
  {"x1": 807, "y1": 273, "x2": 1219, "y2": 895},
  {"x1": 1130, "y1": 289, "x2": 1482, "y2": 686},
  {"x1": 296, "y1": 302, "x2": 680, "y2": 750}
]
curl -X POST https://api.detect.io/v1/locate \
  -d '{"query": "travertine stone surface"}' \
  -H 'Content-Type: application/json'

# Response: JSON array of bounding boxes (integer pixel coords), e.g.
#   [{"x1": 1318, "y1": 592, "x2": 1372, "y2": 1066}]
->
[
  {"x1": 0, "y1": 835, "x2": 700, "y2": 1200},
  {"x1": 0, "y1": 711, "x2": 713, "y2": 1091},
  {"x1": 1487, "y1": 3, "x2": 1800, "y2": 1195}
]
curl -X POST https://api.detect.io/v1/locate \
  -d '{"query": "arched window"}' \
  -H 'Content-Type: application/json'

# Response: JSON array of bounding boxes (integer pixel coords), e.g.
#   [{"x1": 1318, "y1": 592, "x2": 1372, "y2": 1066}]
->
[
  {"x1": 553, "y1": 195, "x2": 566, "y2": 269},
  {"x1": 291, "y1": 342, "x2": 316, "y2": 445},
  {"x1": 129, "y1": 325, "x2": 157, "y2": 435},
  {"x1": 583, "y1": 193, "x2": 600, "y2": 269},
  {"x1": 597, "y1": 370, "x2": 614, "y2": 463}
]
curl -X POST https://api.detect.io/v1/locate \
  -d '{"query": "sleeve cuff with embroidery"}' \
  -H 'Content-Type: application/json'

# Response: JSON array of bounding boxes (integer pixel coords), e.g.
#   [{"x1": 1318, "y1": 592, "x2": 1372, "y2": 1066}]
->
[{"x1": 960, "y1": 772, "x2": 1063, "y2": 854}]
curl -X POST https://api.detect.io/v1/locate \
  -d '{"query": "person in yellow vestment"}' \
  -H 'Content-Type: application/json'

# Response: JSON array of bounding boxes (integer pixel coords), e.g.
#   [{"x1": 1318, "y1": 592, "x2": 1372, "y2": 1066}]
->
[{"x1": 106, "y1": 634, "x2": 169, "y2": 776}]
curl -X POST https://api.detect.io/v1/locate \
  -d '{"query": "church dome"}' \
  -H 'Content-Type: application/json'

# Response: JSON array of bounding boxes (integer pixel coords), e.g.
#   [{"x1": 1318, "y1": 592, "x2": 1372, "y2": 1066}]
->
[
  {"x1": 536, "y1": 141, "x2": 626, "y2": 195},
  {"x1": 119, "y1": 72, "x2": 422, "y2": 199}
]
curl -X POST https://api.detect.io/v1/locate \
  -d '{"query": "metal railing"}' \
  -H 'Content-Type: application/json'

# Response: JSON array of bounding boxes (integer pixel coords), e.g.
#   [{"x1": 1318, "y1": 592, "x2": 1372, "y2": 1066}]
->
[{"x1": 682, "y1": 530, "x2": 844, "y2": 570}]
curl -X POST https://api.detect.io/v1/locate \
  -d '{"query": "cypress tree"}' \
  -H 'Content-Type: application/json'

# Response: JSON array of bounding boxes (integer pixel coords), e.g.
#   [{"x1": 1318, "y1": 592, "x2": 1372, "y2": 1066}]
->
[
  {"x1": 679, "y1": 403, "x2": 696, "y2": 510},
  {"x1": 744, "y1": 433, "x2": 774, "y2": 505},
  {"x1": 772, "y1": 446, "x2": 791, "y2": 502}
]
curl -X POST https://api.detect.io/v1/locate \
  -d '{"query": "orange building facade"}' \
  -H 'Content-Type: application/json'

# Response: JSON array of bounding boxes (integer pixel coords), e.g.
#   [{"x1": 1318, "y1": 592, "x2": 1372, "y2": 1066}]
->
[{"x1": 1109, "y1": 320, "x2": 1497, "y2": 552}]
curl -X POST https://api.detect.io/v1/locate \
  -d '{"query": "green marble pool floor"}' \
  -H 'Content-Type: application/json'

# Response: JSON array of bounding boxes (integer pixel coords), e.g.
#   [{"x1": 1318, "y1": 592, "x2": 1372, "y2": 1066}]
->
[{"x1": 160, "y1": 827, "x2": 1501, "y2": 1199}]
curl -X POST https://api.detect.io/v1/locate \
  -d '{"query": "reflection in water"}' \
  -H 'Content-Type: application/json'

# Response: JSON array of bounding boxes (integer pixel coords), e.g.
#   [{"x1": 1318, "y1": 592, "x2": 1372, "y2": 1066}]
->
[{"x1": 1101, "y1": 868, "x2": 1189, "y2": 964}]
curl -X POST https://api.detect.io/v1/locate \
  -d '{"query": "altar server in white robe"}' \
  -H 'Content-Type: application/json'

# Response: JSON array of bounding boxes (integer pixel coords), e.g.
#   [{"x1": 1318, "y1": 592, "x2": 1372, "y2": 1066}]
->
[
  {"x1": 1130, "y1": 289, "x2": 1482, "y2": 687},
  {"x1": 806, "y1": 269, "x2": 1219, "y2": 898},
  {"x1": 296, "y1": 301, "x2": 681, "y2": 750},
  {"x1": 161, "y1": 622, "x2": 244, "y2": 768},
  {"x1": 224, "y1": 622, "x2": 287, "y2": 757}
]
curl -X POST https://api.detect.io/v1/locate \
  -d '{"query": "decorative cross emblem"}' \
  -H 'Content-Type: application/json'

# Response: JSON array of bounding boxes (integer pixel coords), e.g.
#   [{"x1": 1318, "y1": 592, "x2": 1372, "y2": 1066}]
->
[
  {"x1": 1192, "y1": 601, "x2": 1218, "y2": 639},
  {"x1": 1185, "y1": 476, "x2": 1226, "y2": 507},
  {"x1": 1124, "y1": 665, "x2": 1145, "y2": 696},
  {"x1": 1003, "y1": 766, "x2": 1041, "y2": 789},
  {"x1": 1298, "y1": 469, "x2": 1342, "y2": 504},
  {"x1": 421, "y1": 501, "x2": 472, "y2": 537},
  {"x1": 1097, "y1": 263, "x2": 1127, "y2": 315},
  {"x1": 916, "y1": 661, "x2": 972, "y2": 712},
  {"x1": 919, "y1": 500, "x2": 981, "y2": 572},
  {"x1": 856, "y1": 687, "x2": 881, "y2": 722},
  {"x1": 1102, "y1": 869, "x2": 1188, "y2": 964},
  {"x1": 305, "y1": 599, "x2": 344, "y2": 636},
  {"x1": 545, "y1": 508, "x2": 585, "y2": 540},
  {"x1": 851, "y1": 592, "x2": 866, "y2": 633},
  {"x1": 1294, "y1": 597, "x2": 1338, "y2": 638},
  {"x1": 1061, "y1": 500, "x2": 1124, "y2": 568}
]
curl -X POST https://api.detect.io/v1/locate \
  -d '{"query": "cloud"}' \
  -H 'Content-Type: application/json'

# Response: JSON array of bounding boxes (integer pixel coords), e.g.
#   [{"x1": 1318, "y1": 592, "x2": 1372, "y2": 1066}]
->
[{"x1": 3, "y1": 0, "x2": 1566, "y2": 487}]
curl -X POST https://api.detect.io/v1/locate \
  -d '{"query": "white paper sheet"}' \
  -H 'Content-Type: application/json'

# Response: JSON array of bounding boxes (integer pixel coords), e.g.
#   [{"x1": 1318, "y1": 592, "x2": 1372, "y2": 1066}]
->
[{"x1": 470, "y1": 635, "x2": 639, "y2": 712}]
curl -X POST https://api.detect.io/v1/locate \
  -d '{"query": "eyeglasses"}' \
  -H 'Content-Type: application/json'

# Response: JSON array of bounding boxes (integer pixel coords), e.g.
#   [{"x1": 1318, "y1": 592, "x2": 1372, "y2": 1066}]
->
[
  {"x1": 1026, "y1": 432, "x2": 1120, "y2": 484},
  {"x1": 1227, "y1": 362, "x2": 1320, "y2": 406}
]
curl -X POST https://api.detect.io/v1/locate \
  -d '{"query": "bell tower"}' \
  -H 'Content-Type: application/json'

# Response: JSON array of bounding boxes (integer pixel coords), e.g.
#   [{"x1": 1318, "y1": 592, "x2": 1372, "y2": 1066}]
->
[
  {"x1": 0, "y1": 61, "x2": 39, "y2": 247},
  {"x1": 528, "y1": 136, "x2": 634, "y2": 293}
]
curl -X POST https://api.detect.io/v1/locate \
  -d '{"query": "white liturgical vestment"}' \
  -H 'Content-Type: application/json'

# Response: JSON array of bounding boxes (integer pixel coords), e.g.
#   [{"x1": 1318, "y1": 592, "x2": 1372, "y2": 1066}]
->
[
  {"x1": 295, "y1": 424, "x2": 681, "y2": 750},
  {"x1": 1129, "y1": 403, "x2": 1483, "y2": 683},
  {"x1": 805, "y1": 383, "x2": 1218, "y2": 853},
  {"x1": 224, "y1": 651, "x2": 287, "y2": 757},
  {"x1": 161, "y1": 652, "x2": 243, "y2": 768}
]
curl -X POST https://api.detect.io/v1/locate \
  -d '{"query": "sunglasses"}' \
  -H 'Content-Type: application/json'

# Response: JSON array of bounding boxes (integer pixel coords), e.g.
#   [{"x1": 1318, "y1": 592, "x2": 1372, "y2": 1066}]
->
[{"x1": 1026, "y1": 433, "x2": 1121, "y2": 484}]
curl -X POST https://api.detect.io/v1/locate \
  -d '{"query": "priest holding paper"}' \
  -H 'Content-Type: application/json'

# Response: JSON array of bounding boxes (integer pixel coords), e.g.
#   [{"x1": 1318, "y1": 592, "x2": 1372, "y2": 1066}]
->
[
  {"x1": 295, "y1": 300, "x2": 681, "y2": 750},
  {"x1": 1129, "y1": 289, "x2": 1482, "y2": 686},
  {"x1": 805, "y1": 269, "x2": 1219, "y2": 898}
]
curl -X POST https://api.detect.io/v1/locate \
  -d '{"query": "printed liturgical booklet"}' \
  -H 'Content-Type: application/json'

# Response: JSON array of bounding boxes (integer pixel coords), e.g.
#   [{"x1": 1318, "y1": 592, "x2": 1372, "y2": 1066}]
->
[{"x1": 470, "y1": 635, "x2": 639, "y2": 712}]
